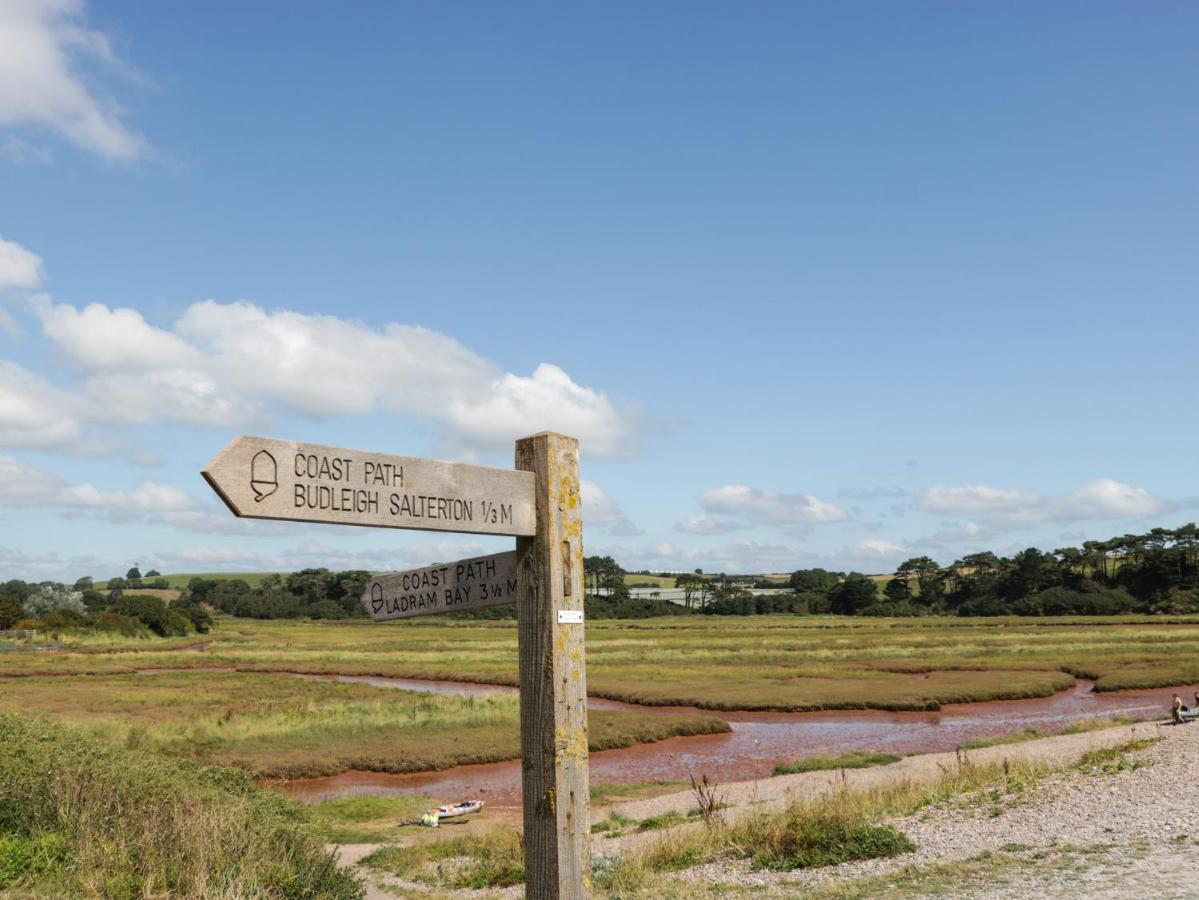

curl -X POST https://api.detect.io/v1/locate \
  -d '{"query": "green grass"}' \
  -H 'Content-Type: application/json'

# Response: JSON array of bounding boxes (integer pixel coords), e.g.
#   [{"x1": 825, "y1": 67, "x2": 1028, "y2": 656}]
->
[
  {"x1": 362, "y1": 827, "x2": 524, "y2": 889},
  {"x1": 591, "y1": 779, "x2": 685, "y2": 804},
  {"x1": 309, "y1": 794, "x2": 438, "y2": 843},
  {"x1": 959, "y1": 716, "x2": 1139, "y2": 750},
  {"x1": 637, "y1": 810, "x2": 687, "y2": 832},
  {"x1": 1076, "y1": 738, "x2": 1159, "y2": 774},
  {"x1": 773, "y1": 750, "x2": 901, "y2": 776},
  {"x1": 0, "y1": 832, "x2": 70, "y2": 890},
  {"x1": 592, "y1": 811, "x2": 636, "y2": 835},
  {"x1": 0, "y1": 712, "x2": 361, "y2": 898}
]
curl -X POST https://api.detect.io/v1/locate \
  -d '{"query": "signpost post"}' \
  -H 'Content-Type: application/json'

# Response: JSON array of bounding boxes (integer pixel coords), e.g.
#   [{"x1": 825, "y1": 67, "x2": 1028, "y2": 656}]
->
[{"x1": 203, "y1": 432, "x2": 592, "y2": 899}]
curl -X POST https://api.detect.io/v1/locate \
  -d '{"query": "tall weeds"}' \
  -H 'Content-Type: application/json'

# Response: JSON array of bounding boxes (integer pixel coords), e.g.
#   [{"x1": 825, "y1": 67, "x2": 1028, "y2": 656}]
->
[{"x1": 0, "y1": 712, "x2": 361, "y2": 899}]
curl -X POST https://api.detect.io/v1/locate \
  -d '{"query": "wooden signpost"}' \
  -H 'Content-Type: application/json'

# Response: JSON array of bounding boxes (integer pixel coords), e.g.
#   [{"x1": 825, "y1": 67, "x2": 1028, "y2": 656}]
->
[{"x1": 203, "y1": 432, "x2": 591, "y2": 899}]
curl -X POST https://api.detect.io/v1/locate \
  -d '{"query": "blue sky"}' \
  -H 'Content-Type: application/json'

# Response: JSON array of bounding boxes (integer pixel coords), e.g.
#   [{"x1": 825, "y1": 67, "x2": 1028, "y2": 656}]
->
[{"x1": 1, "y1": 1, "x2": 1196, "y2": 581}]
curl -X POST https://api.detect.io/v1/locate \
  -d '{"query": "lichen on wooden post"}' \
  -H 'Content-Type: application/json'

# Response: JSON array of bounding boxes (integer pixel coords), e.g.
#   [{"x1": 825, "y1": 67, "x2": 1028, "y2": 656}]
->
[{"x1": 515, "y1": 432, "x2": 591, "y2": 899}]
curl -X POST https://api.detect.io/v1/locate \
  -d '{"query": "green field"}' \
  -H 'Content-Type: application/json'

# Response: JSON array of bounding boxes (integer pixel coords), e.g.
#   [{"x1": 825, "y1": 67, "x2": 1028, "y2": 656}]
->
[{"x1": 623, "y1": 573, "x2": 677, "y2": 588}]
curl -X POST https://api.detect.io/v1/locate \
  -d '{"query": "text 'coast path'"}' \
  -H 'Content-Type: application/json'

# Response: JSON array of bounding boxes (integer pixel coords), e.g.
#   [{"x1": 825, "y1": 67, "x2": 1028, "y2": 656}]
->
[{"x1": 202, "y1": 435, "x2": 536, "y2": 536}]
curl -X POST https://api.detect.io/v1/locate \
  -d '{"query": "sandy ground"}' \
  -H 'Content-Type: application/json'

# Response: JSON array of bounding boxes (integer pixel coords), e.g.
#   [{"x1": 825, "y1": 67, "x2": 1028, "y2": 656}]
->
[{"x1": 340, "y1": 718, "x2": 1192, "y2": 897}]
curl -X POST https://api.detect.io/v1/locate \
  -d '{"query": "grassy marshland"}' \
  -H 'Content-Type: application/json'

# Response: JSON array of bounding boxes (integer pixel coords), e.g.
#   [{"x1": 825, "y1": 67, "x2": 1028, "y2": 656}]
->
[
  {"x1": 0, "y1": 671, "x2": 728, "y2": 779},
  {"x1": 4, "y1": 615, "x2": 1198, "y2": 712}
]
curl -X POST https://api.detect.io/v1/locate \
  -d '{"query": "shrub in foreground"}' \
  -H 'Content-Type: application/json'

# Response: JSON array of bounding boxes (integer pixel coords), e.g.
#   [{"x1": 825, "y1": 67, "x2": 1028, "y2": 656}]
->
[
  {"x1": 773, "y1": 750, "x2": 902, "y2": 776},
  {"x1": 0, "y1": 713, "x2": 361, "y2": 898}
]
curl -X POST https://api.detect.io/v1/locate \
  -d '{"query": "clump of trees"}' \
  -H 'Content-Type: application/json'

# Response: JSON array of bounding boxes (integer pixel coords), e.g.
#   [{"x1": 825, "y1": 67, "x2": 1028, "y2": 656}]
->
[
  {"x1": 184, "y1": 569, "x2": 372, "y2": 620},
  {"x1": 0, "y1": 572, "x2": 209, "y2": 637}
]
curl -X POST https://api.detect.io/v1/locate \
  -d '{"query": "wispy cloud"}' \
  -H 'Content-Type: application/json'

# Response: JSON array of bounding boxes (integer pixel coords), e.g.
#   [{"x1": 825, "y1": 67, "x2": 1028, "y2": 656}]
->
[
  {"x1": 581, "y1": 479, "x2": 643, "y2": 536},
  {"x1": 0, "y1": 0, "x2": 148, "y2": 161},
  {"x1": 0, "y1": 236, "x2": 43, "y2": 289},
  {"x1": 691, "y1": 484, "x2": 848, "y2": 532},
  {"x1": 918, "y1": 478, "x2": 1171, "y2": 526}
]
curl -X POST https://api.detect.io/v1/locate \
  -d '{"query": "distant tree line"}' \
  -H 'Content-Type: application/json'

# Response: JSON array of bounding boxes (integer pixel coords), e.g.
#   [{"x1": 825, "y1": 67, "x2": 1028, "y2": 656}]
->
[
  {"x1": 183, "y1": 569, "x2": 373, "y2": 620},
  {"x1": 805, "y1": 524, "x2": 1199, "y2": 617},
  {"x1": 7, "y1": 524, "x2": 1195, "y2": 631}
]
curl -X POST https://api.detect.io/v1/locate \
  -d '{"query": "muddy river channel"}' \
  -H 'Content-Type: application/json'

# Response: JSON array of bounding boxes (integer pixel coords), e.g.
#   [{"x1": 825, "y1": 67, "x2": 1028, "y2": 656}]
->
[{"x1": 272, "y1": 674, "x2": 1183, "y2": 808}]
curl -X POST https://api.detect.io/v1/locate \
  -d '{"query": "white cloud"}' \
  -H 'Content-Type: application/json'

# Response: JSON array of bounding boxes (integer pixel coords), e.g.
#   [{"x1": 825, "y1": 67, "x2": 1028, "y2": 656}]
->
[
  {"x1": 847, "y1": 538, "x2": 909, "y2": 559},
  {"x1": 33, "y1": 297, "x2": 639, "y2": 457},
  {"x1": 0, "y1": 545, "x2": 107, "y2": 581},
  {"x1": 607, "y1": 539, "x2": 805, "y2": 574},
  {"x1": 919, "y1": 484, "x2": 1041, "y2": 515},
  {"x1": 0, "y1": 0, "x2": 146, "y2": 161},
  {"x1": 41, "y1": 301, "x2": 200, "y2": 369},
  {"x1": 580, "y1": 479, "x2": 643, "y2": 536},
  {"x1": 147, "y1": 537, "x2": 501, "y2": 576},
  {"x1": 0, "y1": 235, "x2": 43, "y2": 289},
  {"x1": 696, "y1": 484, "x2": 848, "y2": 529},
  {"x1": 0, "y1": 455, "x2": 288, "y2": 534},
  {"x1": 676, "y1": 514, "x2": 743, "y2": 535},
  {"x1": 0, "y1": 455, "x2": 187, "y2": 511},
  {"x1": 0, "y1": 360, "x2": 82, "y2": 448},
  {"x1": 918, "y1": 478, "x2": 1171, "y2": 526},
  {"x1": 1057, "y1": 478, "x2": 1170, "y2": 520}
]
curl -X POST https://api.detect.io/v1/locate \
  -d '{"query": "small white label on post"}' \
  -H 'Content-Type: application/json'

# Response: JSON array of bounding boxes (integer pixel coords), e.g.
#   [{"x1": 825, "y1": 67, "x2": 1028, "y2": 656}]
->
[{"x1": 557, "y1": 610, "x2": 584, "y2": 624}]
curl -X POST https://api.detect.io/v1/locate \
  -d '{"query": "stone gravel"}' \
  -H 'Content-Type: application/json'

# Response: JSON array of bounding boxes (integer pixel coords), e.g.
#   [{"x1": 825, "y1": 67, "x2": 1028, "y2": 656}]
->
[{"x1": 668, "y1": 720, "x2": 1198, "y2": 897}]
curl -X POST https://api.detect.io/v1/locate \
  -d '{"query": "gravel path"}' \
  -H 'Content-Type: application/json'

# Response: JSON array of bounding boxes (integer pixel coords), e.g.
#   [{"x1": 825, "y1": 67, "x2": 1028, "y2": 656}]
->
[
  {"x1": 669, "y1": 720, "x2": 1197, "y2": 896},
  {"x1": 600, "y1": 719, "x2": 1166, "y2": 854}
]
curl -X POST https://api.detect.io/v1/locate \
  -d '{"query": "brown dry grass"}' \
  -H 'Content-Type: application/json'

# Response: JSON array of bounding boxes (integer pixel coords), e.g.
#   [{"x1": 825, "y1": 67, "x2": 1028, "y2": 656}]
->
[{"x1": 0, "y1": 671, "x2": 728, "y2": 779}]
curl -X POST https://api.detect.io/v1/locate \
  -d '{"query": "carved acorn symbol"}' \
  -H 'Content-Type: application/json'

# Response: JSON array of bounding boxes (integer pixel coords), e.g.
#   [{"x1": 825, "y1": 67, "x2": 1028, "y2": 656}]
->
[
  {"x1": 371, "y1": 583, "x2": 384, "y2": 614},
  {"x1": 250, "y1": 450, "x2": 278, "y2": 502}
]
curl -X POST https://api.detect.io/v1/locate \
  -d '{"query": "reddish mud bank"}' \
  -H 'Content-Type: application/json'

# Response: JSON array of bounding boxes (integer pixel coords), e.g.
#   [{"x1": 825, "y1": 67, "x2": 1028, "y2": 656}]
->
[{"x1": 274, "y1": 676, "x2": 1184, "y2": 808}]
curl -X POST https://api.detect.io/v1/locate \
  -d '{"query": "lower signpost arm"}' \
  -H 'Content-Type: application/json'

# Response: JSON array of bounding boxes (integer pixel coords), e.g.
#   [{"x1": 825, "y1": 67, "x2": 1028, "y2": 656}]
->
[{"x1": 515, "y1": 432, "x2": 591, "y2": 899}]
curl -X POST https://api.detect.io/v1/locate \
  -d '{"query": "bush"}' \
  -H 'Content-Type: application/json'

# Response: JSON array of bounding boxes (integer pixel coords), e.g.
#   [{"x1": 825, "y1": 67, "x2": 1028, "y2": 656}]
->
[
  {"x1": 859, "y1": 602, "x2": 922, "y2": 617},
  {"x1": 23, "y1": 585, "x2": 86, "y2": 620},
  {"x1": 88, "y1": 612, "x2": 150, "y2": 637},
  {"x1": 1151, "y1": 588, "x2": 1199, "y2": 615},
  {"x1": 956, "y1": 596, "x2": 1012, "y2": 617},
  {"x1": 0, "y1": 595, "x2": 23, "y2": 629},
  {"x1": 112, "y1": 595, "x2": 193, "y2": 637},
  {"x1": 0, "y1": 713, "x2": 362, "y2": 897},
  {"x1": 752, "y1": 815, "x2": 914, "y2": 870},
  {"x1": 306, "y1": 600, "x2": 346, "y2": 619},
  {"x1": 0, "y1": 832, "x2": 70, "y2": 889}
]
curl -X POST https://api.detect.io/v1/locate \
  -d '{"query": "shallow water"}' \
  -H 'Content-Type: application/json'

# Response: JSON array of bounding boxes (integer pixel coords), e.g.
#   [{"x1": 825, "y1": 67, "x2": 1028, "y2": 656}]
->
[{"x1": 270, "y1": 673, "x2": 1186, "y2": 807}]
